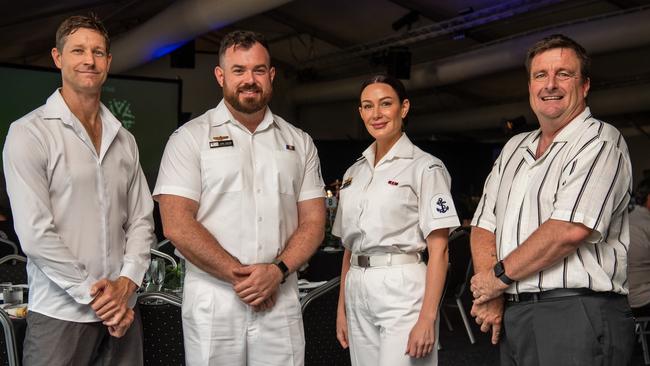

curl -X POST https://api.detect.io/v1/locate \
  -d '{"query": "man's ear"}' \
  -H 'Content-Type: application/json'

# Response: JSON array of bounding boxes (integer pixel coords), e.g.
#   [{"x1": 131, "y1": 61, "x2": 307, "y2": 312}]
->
[
  {"x1": 214, "y1": 66, "x2": 225, "y2": 87},
  {"x1": 51, "y1": 48, "x2": 62, "y2": 69}
]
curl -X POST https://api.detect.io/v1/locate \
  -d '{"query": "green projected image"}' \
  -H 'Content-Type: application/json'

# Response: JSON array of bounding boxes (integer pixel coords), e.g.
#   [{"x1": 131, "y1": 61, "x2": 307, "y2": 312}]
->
[{"x1": 0, "y1": 64, "x2": 181, "y2": 189}]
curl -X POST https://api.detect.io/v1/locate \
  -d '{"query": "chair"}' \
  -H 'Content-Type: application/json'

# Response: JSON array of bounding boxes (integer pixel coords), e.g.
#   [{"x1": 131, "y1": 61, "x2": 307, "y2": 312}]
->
[
  {"x1": 0, "y1": 239, "x2": 18, "y2": 259},
  {"x1": 301, "y1": 276, "x2": 351, "y2": 366},
  {"x1": 636, "y1": 316, "x2": 650, "y2": 365},
  {"x1": 440, "y1": 227, "x2": 476, "y2": 344},
  {"x1": 151, "y1": 248, "x2": 177, "y2": 270},
  {"x1": 138, "y1": 292, "x2": 184, "y2": 366},
  {"x1": 0, "y1": 309, "x2": 19, "y2": 366},
  {"x1": 156, "y1": 239, "x2": 181, "y2": 264},
  {"x1": 0, "y1": 255, "x2": 27, "y2": 285}
]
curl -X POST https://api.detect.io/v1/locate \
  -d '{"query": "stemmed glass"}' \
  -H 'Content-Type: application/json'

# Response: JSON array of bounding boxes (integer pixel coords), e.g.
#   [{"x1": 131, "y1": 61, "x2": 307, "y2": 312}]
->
[
  {"x1": 140, "y1": 268, "x2": 151, "y2": 292},
  {"x1": 149, "y1": 258, "x2": 166, "y2": 292}
]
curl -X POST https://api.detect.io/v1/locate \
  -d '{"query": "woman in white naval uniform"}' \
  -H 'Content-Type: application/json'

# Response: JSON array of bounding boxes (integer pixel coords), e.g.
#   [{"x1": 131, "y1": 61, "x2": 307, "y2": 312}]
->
[{"x1": 333, "y1": 75, "x2": 459, "y2": 366}]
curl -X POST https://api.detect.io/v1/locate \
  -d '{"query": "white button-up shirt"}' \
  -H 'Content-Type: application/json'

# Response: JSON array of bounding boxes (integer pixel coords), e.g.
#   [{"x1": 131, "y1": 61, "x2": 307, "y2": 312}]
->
[
  {"x1": 3, "y1": 90, "x2": 154, "y2": 322},
  {"x1": 153, "y1": 100, "x2": 325, "y2": 272},
  {"x1": 333, "y1": 134, "x2": 459, "y2": 254},
  {"x1": 472, "y1": 107, "x2": 632, "y2": 294}
]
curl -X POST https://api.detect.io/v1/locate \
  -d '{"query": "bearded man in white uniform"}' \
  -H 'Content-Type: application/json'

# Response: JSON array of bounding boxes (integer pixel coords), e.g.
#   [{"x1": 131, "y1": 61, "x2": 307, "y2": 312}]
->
[{"x1": 154, "y1": 30, "x2": 326, "y2": 366}]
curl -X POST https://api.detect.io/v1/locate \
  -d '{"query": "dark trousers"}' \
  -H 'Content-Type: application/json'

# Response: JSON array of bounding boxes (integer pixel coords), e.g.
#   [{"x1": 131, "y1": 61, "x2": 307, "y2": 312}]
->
[
  {"x1": 23, "y1": 305, "x2": 143, "y2": 366},
  {"x1": 500, "y1": 294, "x2": 635, "y2": 366}
]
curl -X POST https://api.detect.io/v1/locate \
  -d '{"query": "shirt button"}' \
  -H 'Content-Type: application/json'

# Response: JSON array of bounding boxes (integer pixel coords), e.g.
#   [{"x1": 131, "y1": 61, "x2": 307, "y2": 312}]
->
[
  {"x1": 256, "y1": 188, "x2": 261, "y2": 194},
  {"x1": 258, "y1": 217, "x2": 262, "y2": 222}
]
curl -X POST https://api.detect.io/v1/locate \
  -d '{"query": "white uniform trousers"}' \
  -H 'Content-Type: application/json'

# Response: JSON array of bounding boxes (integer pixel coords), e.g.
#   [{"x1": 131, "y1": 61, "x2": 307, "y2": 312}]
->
[
  {"x1": 345, "y1": 262, "x2": 439, "y2": 366},
  {"x1": 182, "y1": 267, "x2": 305, "y2": 366}
]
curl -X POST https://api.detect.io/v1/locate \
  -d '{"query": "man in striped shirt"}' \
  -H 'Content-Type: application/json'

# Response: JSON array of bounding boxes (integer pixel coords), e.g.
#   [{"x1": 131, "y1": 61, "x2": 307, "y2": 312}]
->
[{"x1": 468, "y1": 34, "x2": 635, "y2": 365}]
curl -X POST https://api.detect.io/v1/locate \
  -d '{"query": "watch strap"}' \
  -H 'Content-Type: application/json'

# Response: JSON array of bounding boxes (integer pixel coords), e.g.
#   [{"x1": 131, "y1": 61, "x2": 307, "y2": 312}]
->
[
  {"x1": 273, "y1": 259, "x2": 290, "y2": 283},
  {"x1": 494, "y1": 260, "x2": 514, "y2": 285}
]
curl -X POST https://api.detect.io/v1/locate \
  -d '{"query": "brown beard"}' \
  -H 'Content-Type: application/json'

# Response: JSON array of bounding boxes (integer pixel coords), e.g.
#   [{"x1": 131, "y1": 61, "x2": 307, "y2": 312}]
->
[{"x1": 223, "y1": 82, "x2": 273, "y2": 114}]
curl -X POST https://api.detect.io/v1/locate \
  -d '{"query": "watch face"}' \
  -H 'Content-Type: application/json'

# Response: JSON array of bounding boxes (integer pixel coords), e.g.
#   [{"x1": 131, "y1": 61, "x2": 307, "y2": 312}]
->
[{"x1": 494, "y1": 261, "x2": 505, "y2": 277}]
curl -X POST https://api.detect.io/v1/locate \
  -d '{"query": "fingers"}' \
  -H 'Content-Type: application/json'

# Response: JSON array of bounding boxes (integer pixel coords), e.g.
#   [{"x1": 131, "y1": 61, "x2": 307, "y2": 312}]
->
[
  {"x1": 473, "y1": 295, "x2": 488, "y2": 305},
  {"x1": 405, "y1": 339, "x2": 434, "y2": 358},
  {"x1": 491, "y1": 323, "x2": 502, "y2": 345},
  {"x1": 102, "y1": 306, "x2": 128, "y2": 326},
  {"x1": 107, "y1": 309, "x2": 134, "y2": 338},
  {"x1": 90, "y1": 279, "x2": 109, "y2": 297},
  {"x1": 232, "y1": 266, "x2": 254, "y2": 276},
  {"x1": 336, "y1": 328, "x2": 349, "y2": 349}
]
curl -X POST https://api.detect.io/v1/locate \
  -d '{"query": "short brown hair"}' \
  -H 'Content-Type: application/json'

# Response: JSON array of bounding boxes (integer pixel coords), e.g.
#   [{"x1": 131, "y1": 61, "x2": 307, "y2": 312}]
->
[
  {"x1": 525, "y1": 34, "x2": 590, "y2": 81},
  {"x1": 56, "y1": 13, "x2": 110, "y2": 53},
  {"x1": 218, "y1": 30, "x2": 270, "y2": 66}
]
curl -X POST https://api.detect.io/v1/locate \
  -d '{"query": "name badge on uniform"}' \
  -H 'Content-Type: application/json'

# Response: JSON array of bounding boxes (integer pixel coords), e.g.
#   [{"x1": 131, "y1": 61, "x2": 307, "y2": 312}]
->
[
  {"x1": 340, "y1": 177, "x2": 352, "y2": 189},
  {"x1": 210, "y1": 140, "x2": 234, "y2": 148},
  {"x1": 285, "y1": 144, "x2": 295, "y2": 151}
]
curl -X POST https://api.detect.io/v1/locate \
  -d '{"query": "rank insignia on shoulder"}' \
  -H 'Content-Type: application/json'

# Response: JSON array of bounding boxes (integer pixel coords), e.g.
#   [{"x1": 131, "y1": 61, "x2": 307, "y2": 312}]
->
[
  {"x1": 341, "y1": 177, "x2": 353, "y2": 189},
  {"x1": 427, "y1": 163, "x2": 442, "y2": 171},
  {"x1": 388, "y1": 180, "x2": 399, "y2": 186},
  {"x1": 285, "y1": 144, "x2": 295, "y2": 151},
  {"x1": 210, "y1": 140, "x2": 234, "y2": 148},
  {"x1": 212, "y1": 135, "x2": 230, "y2": 141}
]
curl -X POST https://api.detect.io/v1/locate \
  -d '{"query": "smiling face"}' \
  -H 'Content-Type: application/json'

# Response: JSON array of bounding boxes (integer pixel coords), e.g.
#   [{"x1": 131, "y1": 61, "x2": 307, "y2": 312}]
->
[
  {"x1": 51, "y1": 27, "x2": 111, "y2": 95},
  {"x1": 528, "y1": 47, "x2": 590, "y2": 130},
  {"x1": 214, "y1": 42, "x2": 275, "y2": 115},
  {"x1": 359, "y1": 82, "x2": 410, "y2": 145}
]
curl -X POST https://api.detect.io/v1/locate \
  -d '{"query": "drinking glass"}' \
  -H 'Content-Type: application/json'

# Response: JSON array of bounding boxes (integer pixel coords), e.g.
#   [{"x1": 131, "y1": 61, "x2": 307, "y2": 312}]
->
[{"x1": 149, "y1": 258, "x2": 166, "y2": 292}]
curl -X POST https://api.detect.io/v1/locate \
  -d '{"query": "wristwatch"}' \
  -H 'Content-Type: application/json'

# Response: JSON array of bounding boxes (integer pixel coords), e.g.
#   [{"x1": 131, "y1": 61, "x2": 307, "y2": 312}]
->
[
  {"x1": 273, "y1": 259, "x2": 290, "y2": 283},
  {"x1": 493, "y1": 260, "x2": 514, "y2": 285}
]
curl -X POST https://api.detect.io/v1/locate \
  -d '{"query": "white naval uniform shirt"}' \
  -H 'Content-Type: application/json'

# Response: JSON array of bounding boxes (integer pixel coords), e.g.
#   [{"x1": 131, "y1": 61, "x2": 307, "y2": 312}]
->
[
  {"x1": 2, "y1": 90, "x2": 154, "y2": 322},
  {"x1": 333, "y1": 134, "x2": 459, "y2": 254},
  {"x1": 153, "y1": 100, "x2": 325, "y2": 271},
  {"x1": 472, "y1": 107, "x2": 632, "y2": 295}
]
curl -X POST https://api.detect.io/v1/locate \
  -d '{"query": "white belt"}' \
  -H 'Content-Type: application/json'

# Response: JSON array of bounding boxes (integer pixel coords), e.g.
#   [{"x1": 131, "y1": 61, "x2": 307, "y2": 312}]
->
[{"x1": 350, "y1": 253, "x2": 422, "y2": 268}]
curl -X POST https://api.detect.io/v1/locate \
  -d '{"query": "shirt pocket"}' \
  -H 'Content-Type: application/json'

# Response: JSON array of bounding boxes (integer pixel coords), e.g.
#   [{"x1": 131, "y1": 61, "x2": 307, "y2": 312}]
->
[
  {"x1": 273, "y1": 150, "x2": 302, "y2": 196},
  {"x1": 200, "y1": 150, "x2": 243, "y2": 194}
]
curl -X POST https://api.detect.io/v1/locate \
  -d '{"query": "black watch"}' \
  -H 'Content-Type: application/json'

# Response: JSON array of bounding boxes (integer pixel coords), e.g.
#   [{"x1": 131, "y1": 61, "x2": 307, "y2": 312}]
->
[
  {"x1": 493, "y1": 260, "x2": 514, "y2": 285},
  {"x1": 273, "y1": 259, "x2": 290, "y2": 283}
]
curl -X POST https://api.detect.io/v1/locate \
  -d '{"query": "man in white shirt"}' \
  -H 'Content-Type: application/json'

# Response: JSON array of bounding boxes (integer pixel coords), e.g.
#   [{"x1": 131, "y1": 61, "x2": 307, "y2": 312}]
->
[
  {"x1": 3, "y1": 14, "x2": 154, "y2": 366},
  {"x1": 468, "y1": 34, "x2": 635, "y2": 365},
  {"x1": 154, "y1": 30, "x2": 326, "y2": 365}
]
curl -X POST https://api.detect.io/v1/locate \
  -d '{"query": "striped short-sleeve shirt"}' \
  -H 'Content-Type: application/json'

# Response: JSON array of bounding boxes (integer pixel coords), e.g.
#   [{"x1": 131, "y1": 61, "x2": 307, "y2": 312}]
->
[{"x1": 472, "y1": 107, "x2": 632, "y2": 295}]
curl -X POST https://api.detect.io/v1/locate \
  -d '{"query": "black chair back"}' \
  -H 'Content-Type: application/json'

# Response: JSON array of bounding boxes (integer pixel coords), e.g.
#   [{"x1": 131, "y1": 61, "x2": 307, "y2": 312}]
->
[
  {"x1": 138, "y1": 292, "x2": 184, "y2": 366},
  {"x1": 446, "y1": 227, "x2": 472, "y2": 299},
  {"x1": 0, "y1": 309, "x2": 19, "y2": 366},
  {"x1": 0, "y1": 255, "x2": 27, "y2": 285},
  {"x1": 301, "y1": 276, "x2": 351, "y2": 366}
]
